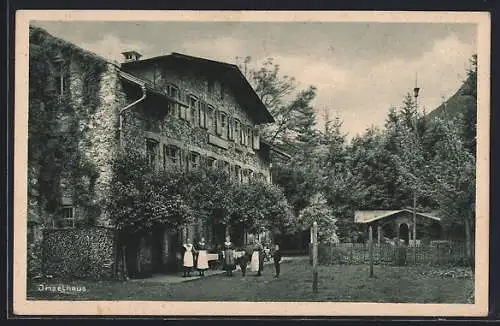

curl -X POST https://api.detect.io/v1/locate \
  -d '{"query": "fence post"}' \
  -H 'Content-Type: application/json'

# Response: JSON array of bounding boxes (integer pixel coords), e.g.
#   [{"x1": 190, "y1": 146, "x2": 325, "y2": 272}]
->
[
  {"x1": 369, "y1": 225, "x2": 374, "y2": 278},
  {"x1": 309, "y1": 227, "x2": 313, "y2": 265},
  {"x1": 312, "y1": 221, "x2": 318, "y2": 293}
]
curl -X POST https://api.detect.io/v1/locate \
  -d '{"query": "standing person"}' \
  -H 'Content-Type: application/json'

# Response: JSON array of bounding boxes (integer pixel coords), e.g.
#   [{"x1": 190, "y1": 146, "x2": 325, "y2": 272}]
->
[
  {"x1": 223, "y1": 236, "x2": 236, "y2": 276},
  {"x1": 182, "y1": 240, "x2": 194, "y2": 277},
  {"x1": 250, "y1": 239, "x2": 265, "y2": 276},
  {"x1": 196, "y1": 237, "x2": 209, "y2": 276},
  {"x1": 273, "y1": 243, "x2": 282, "y2": 278},
  {"x1": 237, "y1": 244, "x2": 253, "y2": 277}
]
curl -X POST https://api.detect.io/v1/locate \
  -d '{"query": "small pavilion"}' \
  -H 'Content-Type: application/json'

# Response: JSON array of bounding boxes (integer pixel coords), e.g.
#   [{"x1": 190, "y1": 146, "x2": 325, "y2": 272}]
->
[{"x1": 354, "y1": 209, "x2": 442, "y2": 245}]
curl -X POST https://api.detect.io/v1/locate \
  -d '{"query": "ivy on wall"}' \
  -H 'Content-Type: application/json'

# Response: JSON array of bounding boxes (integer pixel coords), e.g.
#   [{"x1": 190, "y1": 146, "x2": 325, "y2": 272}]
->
[{"x1": 28, "y1": 26, "x2": 106, "y2": 226}]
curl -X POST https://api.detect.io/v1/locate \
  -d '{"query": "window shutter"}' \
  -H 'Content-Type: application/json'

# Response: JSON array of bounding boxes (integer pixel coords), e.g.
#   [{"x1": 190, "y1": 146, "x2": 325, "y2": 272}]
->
[
  {"x1": 253, "y1": 128, "x2": 260, "y2": 150},
  {"x1": 216, "y1": 111, "x2": 222, "y2": 135},
  {"x1": 185, "y1": 95, "x2": 191, "y2": 122},
  {"x1": 198, "y1": 101, "x2": 205, "y2": 127}
]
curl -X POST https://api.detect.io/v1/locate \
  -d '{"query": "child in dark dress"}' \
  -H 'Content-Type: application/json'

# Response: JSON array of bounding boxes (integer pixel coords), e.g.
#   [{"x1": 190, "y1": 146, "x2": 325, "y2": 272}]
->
[
  {"x1": 273, "y1": 244, "x2": 282, "y2": 278},
  {"x1": 237, "y1": 247, "x2": 253, "y2": 277}
]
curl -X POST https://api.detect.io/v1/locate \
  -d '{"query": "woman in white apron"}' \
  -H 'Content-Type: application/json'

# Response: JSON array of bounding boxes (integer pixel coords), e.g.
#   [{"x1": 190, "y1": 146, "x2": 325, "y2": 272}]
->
[
  {"x1": 196, "y1": 237, "x2": 209, "y2": 276},
  {"x1": 250, "y1": 240, "x2": 264, "y2": 276},
  {"x1": 182, "y1": 241, "x2": 194, "y2": 277}
]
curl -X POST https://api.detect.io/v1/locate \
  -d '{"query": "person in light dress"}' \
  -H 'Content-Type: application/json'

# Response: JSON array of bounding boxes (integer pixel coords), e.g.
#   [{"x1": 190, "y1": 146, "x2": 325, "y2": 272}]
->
[
  {"x1": 250, "y1": 239, "x2": 265, "y2": 276},
  {"x1": 182, "y1": 240, "x2": 195, "y2": 277},
  {"x1": 196, "y1": 237, "x2": 209, "y2": 276}
]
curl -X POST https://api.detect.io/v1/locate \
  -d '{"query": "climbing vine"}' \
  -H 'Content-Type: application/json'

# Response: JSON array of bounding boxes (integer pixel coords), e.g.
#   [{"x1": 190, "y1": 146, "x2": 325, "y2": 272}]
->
[{"x1": 28, "y1": 26, "x2": 106, "y2": 226}]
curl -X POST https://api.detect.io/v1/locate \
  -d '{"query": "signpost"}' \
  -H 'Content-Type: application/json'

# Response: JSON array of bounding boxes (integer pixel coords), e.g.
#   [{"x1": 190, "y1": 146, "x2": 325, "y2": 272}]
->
[{"x1": 312, "y1": 222, "x2": 318, "y2": 293}]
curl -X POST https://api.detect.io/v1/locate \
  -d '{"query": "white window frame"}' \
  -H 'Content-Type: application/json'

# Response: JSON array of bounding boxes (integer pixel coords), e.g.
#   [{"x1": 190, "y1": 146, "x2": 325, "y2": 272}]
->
[{"x1": 146, "y1": 138, "x2": 160, "y2": 169}]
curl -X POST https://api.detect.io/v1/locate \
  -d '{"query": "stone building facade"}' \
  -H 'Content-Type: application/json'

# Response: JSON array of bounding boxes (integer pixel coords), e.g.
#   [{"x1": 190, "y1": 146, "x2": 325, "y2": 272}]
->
[
  {"x1": 28, "y1": 26, "x2": 129, "y2": 279},
  {"x1": 27, "y1": 26, "x2": 278, "y2": 279},
  {"x1": 118, "y1": 52, "x2": 277, "y2": 276}
]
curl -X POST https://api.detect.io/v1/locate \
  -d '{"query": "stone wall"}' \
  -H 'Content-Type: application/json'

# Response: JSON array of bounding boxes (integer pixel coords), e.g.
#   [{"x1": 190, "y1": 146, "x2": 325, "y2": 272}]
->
[
  {"x1": 83, "y1": 63, "x2": 126, "y2": 226},
  {"x1": 42, "y1": 227, "x2": 115, "y2": 280}
]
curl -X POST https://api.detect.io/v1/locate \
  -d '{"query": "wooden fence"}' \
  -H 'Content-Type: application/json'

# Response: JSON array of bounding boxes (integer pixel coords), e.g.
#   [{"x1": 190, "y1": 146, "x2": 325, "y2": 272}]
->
[{"x1": 317, "y1": 242, "x2": 468, "y2": 266}]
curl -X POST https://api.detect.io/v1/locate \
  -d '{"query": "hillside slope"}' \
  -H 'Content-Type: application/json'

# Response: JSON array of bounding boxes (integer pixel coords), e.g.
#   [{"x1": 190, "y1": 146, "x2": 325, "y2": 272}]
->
[{"x1": 427, "y1": 81, "x2": 476, "y2": 120}]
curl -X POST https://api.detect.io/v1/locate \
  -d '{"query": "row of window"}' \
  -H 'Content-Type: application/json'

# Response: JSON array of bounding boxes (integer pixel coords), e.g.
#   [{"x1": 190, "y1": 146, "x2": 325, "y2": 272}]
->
[
  {"x1": 165, "y1": 84, "x2": 259, "y2": 149},
  {"x1": 146, "y1": 139, "x2": 267, "y2": 182}
]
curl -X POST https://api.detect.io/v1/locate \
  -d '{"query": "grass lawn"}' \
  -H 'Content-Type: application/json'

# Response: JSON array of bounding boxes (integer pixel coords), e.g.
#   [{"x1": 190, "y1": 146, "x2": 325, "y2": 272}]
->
[{"x1": 27, "y1": 258, "x2": 473, "y2": 303}]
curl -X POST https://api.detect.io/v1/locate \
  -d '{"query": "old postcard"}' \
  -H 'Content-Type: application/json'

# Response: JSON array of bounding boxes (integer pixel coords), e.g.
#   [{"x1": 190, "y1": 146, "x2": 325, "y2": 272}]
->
[{"x1": 13, "y1": 10, "x2": 490, "y2": 316}]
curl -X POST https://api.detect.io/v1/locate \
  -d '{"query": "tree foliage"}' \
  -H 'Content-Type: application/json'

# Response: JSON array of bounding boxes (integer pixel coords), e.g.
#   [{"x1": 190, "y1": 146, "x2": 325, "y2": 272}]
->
[
  {"x1": 105, "y1": 150, "x2": 294, "y2": 239},
  {"x1": 106, "y1": 150, "x2": 193, "y2": 234},
  {"x1": 295, "y1": 193, "x2": 340, "y2": 245}
]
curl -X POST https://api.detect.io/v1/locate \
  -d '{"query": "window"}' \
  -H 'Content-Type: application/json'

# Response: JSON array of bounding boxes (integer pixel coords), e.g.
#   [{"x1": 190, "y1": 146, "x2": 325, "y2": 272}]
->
[
  {"x1": 168, "y1": 85, "x2": 179, "y2": 99},
  {"x1": 54, "y1": 68, "x2": 69, "y2": 97},
  {"x1": 240, "y1": 125, "x2": 247, "y2": 145},
  {"x1": 234, "y1": 119, "x2": 241, "y2": 143},
  {"x1": 228, "y1": 118, "x2": 234, "y2": 140},
  {"x1": 146, "y1": 139, "x2": 160, "y2": 169},
  {"x1": 199, "y1": 101, "x2": 207, "y2": 128},
  {"x1": 53, "y1": 205, "x2": 75, "y2": 228},
  {"x1": 241, "y1": 170, "x2": 249, "y2": 183},
  {"x1": 189, "y1": 152, "x2": 200, "y2": 171},
  {"x1": 220, "y1": 161, "x2": 230, "y2": 174},
  {"x1": 224, "y1": 161, "x2": 231, "y2": 174},
  {"x1": 208, "y1": 78, "x2": 215, "y2": 95},
  {"x1": 234, "y1": 165, "x2": 242, "y2": 182},
  {"x1": 247, "y1": 127, "x2": 253, "y2": 148},
  {"x1": 164, "y1": 145, "x2": 181, "y2": 169},
  {"x1": 252, "y1": 128, "x2": 260, "y2": 150},
  {"x1": 207, "y1": 105, "x2": 215, "y2": 132},
  {"x1": 220, "y1": 112, "x2": 228, "y2": 138},
  {"x1": 166, "y1": 84, "x2": 180, "y2": 116},
  {"x1": 206, "y1": 156, "x2": 217, "y2": 169},
  {"x1": 189, "y1": 96, "x2": 198, "y2": 125},
  {"x1": 62, "y1": 205, "x2": 75, "y2": 227}
]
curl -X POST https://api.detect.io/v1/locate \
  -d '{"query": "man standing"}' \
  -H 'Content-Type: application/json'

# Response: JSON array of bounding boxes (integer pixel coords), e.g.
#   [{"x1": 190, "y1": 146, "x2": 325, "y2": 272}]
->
[{"x1": 273, "y1": 243, "x2": 282, "y2": 278}]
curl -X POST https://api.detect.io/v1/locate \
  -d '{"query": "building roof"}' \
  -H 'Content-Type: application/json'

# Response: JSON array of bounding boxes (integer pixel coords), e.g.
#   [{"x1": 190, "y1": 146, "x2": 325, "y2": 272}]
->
[
  {"x1": 261, "y1": 140, "x2": 292, "y2": 159},
  {"x1": 119, "y1": 71, "x2": 188, "y2": 106},
  {"x1": 354, "y1": 209, "x2": 440, "y2": 224},
  {"x1": 121, "y1": 52, "x2": 275, "y2": 125}
]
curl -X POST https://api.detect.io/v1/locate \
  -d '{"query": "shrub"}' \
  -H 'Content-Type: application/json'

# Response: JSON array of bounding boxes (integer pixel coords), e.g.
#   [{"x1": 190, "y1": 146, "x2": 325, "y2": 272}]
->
[
  {"x1": 27, "y1": 242, "x2": 42, "y2": 278},
  {"x1": 317, "y1": 244, "x2": 348, "y2": 265}
]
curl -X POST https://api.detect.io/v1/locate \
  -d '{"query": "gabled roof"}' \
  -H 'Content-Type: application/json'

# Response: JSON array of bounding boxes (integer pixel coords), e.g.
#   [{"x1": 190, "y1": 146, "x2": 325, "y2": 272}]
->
[
  {"x1": 121, "y1": 52, "x2": 274, "y2": 125},
  {"x1": 354, "y1": 209, "x2": 440, "y2": 224}
]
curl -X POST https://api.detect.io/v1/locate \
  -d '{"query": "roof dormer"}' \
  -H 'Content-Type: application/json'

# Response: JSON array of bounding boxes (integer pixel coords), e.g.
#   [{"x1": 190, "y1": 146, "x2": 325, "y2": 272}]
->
[{"x1": 121, "y1": 51, "x2": 143, "y2": 63}]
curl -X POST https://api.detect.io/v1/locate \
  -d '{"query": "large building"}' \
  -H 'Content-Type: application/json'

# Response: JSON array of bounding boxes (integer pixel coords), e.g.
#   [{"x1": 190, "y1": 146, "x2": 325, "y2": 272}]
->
[{"x1": 27, "y1": 26, "x2": 280, "y2": 279}]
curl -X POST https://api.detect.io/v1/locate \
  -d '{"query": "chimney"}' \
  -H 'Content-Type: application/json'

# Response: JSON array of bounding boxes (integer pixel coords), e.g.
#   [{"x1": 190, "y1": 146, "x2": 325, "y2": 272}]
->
[{"x1": 121, "y1": 51, "x2": 142, "y2": 63}]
